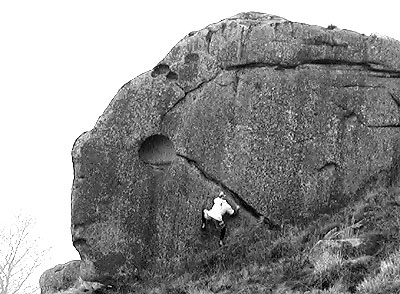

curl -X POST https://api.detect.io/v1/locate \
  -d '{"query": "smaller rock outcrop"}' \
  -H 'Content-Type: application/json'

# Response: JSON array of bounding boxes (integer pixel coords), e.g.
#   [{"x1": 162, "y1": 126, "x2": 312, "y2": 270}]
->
[{"x1": 39, "y1": 260, "x2": 104, "y2": 294}]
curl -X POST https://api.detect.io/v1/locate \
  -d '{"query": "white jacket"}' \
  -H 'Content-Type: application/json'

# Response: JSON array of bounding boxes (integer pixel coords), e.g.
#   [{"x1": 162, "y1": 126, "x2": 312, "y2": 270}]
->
[{"x1": 204, "y1": 197, "x2": 235, "y2": 222}]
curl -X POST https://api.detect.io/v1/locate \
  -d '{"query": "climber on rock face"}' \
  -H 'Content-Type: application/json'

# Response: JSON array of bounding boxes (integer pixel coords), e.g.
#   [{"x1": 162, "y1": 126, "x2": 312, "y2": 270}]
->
[{"x1": 201, "y1": 191, "x2": 239, "y2": 246}]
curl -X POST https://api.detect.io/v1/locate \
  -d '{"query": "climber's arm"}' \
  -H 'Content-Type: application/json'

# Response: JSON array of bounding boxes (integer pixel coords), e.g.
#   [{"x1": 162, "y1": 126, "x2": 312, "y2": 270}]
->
[{"x1": 227, "y1": 207, "x2": 235, "y2": 215}]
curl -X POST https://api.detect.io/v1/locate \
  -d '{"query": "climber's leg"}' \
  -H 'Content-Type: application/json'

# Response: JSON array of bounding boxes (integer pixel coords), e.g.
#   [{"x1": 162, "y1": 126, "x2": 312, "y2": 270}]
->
[
  {"x1": 201, "y1": 209, "x2": 207, "y2": 230},
  {"x1": 219, "y1": 222, "x2": 226, "y2": 246}
]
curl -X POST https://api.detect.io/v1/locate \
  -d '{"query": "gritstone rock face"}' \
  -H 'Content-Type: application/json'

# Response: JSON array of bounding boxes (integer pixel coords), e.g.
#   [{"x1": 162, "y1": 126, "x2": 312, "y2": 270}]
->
[{"x1": 69, "y1": 12, "x2": 400, "y2": 285}]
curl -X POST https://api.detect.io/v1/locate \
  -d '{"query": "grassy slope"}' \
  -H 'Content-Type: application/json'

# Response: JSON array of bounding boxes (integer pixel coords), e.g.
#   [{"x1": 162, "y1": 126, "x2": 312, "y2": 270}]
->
[{"x1": 134, "y1": 186, "x2": 400, "y2": 294}]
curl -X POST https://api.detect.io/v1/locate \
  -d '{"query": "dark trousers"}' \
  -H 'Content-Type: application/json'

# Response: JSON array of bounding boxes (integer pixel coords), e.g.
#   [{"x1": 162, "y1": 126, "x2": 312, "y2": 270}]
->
[{"x1": 201, "y1": 211, "x2": 226, "y2": 245}]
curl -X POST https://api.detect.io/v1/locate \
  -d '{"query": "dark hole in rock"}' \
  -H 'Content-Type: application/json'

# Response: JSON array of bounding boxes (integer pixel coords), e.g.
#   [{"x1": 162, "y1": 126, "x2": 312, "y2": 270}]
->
[
  {"x1": 151, "y1": 64, "x2": 170, "y2": 77},
  {"x1": 166, "y1": 71, "x2": 178, "y2": 80},
  {"x1": 138, "y1": 134, "x2": 176, "y2": 167}
]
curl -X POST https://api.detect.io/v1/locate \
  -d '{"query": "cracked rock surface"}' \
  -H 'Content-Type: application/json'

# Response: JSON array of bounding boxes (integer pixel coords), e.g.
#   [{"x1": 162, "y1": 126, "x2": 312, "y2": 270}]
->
[{"x1": 67, "y1": 12, "x2": 400, "y2": 286}]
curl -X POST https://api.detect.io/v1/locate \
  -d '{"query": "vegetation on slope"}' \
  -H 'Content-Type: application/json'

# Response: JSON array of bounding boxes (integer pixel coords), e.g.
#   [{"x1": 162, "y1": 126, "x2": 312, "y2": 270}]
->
[{"x1": 134, "y1": 186, "x2": 400, "y2": 294}]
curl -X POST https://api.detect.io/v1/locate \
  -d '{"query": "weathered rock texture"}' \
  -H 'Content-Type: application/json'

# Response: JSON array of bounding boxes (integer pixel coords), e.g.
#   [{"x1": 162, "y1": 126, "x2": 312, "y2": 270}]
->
[
  {"x1": 39, "y1": 261, "x2": 105, "y2": 294},
  {"x1": 69, "y1": 12, "x2": 400, "y2": 286},
  {"x1": 40, "y1": 261, "x2": 80, "y2": 294},
  {"x1": 40, "y1": 260, "x2": 106, "y2": 294}
]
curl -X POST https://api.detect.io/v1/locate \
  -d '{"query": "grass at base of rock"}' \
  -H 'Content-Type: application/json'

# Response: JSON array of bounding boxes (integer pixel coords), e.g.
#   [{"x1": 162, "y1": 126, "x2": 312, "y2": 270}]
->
[
  {"x1": 357, "y1": 248, "x2": 400, "y2": 294},
  {"x1": 134, "y1": 186, "x2": 400, "y2": 294}
]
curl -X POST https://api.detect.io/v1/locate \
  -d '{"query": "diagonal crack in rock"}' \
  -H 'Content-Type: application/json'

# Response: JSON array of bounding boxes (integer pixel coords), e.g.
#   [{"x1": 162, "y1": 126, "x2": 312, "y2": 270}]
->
[
  {"x1": 176, "y1": 153, "x2": 262, "y2": 218},
  {"x1": 389, "y1": 92, "x2": 400, "y2": 108},
  {"x1": 176, "y1": 153, "x2": 281, "y2": 230},
  {"x1": 161, "y1": 71, "x2": 221, "y2": 120}
]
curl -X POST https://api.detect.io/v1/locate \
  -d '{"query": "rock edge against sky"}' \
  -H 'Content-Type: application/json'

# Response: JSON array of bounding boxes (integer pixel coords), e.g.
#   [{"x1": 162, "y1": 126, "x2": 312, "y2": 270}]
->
[{"x1": 43, "y1": 12, "x2": 400, "y2": 287}]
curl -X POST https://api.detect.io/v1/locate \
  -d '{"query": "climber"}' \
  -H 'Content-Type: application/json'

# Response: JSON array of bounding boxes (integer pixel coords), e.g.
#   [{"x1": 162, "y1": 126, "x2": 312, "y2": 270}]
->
[{"x1": 201, "y1": 191, "x2": 239, "y2": 246}]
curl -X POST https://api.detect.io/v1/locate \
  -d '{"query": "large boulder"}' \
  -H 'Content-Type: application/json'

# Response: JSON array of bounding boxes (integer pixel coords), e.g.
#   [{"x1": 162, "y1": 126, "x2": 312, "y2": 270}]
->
[{"x1": 70, "y1": 12, "x2": 400, "y2": 285}]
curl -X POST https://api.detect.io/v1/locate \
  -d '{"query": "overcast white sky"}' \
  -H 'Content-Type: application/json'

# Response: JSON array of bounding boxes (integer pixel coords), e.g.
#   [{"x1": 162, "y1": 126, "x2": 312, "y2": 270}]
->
[{"x1": 1, "y1": 0, "x2": 399, "y2": 287}]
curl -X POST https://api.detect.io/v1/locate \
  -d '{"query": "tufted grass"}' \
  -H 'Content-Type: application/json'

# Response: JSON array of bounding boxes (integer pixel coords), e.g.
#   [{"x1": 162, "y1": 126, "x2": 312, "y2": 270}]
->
[
  {"x1": 136, "y1": 186, "x2": 400, "y2": 294},
  {"x1": 357, "y1": 249, "x2": 400, "y2": 294}
]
